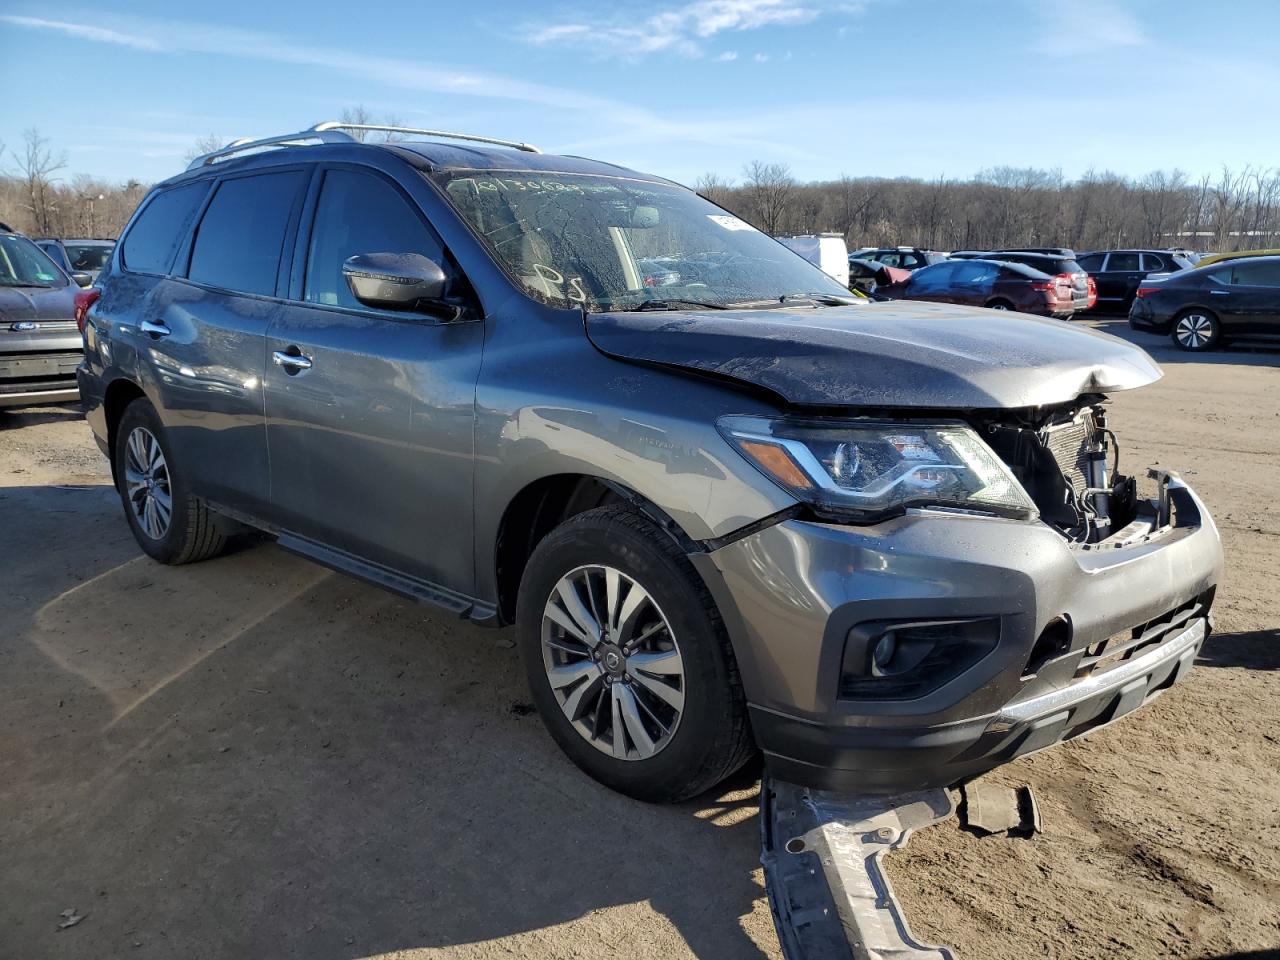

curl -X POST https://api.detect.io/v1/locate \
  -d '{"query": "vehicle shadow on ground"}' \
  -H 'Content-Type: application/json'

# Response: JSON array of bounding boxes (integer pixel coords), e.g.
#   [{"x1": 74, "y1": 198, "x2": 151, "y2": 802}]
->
[
  {"x1": 1196, "y1": 627, "x2": 1280, "y2": 672},
  {"x1": 0, "y1": 483, "x2": 775, "y2": 960},
  {"x1": 1086, "y1": 315, "x2": 1280, "y2": 366},
  {"x1": 0, "y1": 402, "x2": 84, "y2": 428}
]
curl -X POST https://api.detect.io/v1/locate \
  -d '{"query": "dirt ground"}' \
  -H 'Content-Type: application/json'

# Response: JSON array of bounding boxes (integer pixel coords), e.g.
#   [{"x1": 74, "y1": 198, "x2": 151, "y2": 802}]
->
[{"x1": 1, "y1": 318, "x2": 1277, "y2": 959}]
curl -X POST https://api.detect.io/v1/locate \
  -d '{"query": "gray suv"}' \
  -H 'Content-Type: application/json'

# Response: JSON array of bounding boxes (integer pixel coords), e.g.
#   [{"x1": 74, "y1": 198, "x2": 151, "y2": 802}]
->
[{"x1": 77, "y1": 123, "x2": 1223, "y2": 802}]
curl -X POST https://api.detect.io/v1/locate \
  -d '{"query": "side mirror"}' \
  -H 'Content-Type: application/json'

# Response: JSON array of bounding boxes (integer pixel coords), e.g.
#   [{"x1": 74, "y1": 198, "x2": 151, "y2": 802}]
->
[
  {"x1": 71, "y1": 271, "x2": 93, "y2": 288},
  {"x1": 342, "y1": 252, "x2": 448, "y2": 311}
]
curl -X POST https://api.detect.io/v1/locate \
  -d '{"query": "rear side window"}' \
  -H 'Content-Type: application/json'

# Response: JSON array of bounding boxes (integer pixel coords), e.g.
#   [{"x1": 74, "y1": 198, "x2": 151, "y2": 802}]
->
[
  {"x1": 1077, "y1": 253, "x2": 1104, "y2": 271},
  {"x1": 303, "y1": 168, "x2": 446, "y2": 311},
  {"x1": 1231, "y1": 260, "x2": 1280, "y2": 287},
  {"x1": 122, "y1": 182, "x2": 209, "y2": 275},
  {"x1": 1142, "y1": 253, "x2": 1167, "y2": 272},
  {"x1": 1106, "y1": 252, "x2": 1140, "y2": 271},
  {"x1": 188, "y1": 171, "x2": 304, "y2": 296}
]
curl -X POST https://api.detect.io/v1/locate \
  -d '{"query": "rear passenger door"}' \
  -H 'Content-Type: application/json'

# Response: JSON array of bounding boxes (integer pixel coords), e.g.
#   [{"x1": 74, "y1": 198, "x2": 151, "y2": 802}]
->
[
  {"x1": 130, "y1": 170, "x2": 305, "y2": 516},
  {"x1": 264, "y1": 165, "x2": 485, "y2": 596},
  {"x1": 1095, "y1": 251, "x2": 1142, "y2": 307},
  {"x1": 1221, "y1": 260, "x2": 1280, "y2": 337}
]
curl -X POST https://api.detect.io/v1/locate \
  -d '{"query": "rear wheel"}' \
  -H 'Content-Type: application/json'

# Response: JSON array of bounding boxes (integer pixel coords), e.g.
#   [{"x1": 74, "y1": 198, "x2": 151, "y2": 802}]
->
[
  {"x1": 114, "y1": 398, "x2": 227, "y2": 564},
  {"x1": 1171, "y1": 310, "x2": 1220, "y2": 351},
  {"x1": 985, "y1": 298, "x2": 1013, "y2": 311},
  {"x1": 516, "y1": 506, "x2": 754, "y2": 802}
]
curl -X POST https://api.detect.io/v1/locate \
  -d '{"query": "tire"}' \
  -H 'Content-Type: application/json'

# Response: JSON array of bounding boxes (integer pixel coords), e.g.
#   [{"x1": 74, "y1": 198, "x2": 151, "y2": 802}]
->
[
  {"x1": 114, "y1": 398, "x2": 227, "y2": 565},
  {"x1": 516, "y1": 505, "x2": 754, "y2": 802},
  {"x1": 985, "y1": 299, "x2": 1014, "y2": 311},
  {"x1": 1171, "y1": 309, "x2": 1220, "y2": 352}
]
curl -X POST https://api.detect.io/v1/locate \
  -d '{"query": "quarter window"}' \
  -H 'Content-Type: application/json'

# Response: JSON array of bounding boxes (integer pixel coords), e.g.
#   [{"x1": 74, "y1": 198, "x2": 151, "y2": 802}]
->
[
  {"x1": 188, "y1": 171, "x2": 303, "y2": 296},
  {"x1": 304, "y1": 169, "x2": 446, "y2": 311},
  {"x1": 122, "y1": 181, "x2": 209, "y2": 275}
]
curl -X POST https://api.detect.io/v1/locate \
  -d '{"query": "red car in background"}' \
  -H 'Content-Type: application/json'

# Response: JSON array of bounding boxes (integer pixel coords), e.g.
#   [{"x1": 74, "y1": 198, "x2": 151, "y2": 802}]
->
[{"x1": 878, "y1": 258, "x2": 1084, "y2": 318}]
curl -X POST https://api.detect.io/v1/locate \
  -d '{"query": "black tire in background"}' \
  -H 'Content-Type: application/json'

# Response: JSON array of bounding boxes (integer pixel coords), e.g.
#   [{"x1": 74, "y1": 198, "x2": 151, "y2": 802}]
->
[
  {"x1": 516, "y1": 505, "x2": 755, "y2": 803},
  {"x1": 1171, "y1": 309, "x2": 1221, "y2": 352},
  {"x1": 985, "y1": 298, "x2": 1014, "y2": 311},
  {"x1": 113, "y1": 397, "x2": 227, "y2": 565}
]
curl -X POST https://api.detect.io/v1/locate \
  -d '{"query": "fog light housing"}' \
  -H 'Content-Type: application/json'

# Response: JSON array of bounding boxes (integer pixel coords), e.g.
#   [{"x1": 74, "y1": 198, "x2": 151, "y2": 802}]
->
[{"x1": 839, "y1": 618, "x2": 1000, "y2": 700}]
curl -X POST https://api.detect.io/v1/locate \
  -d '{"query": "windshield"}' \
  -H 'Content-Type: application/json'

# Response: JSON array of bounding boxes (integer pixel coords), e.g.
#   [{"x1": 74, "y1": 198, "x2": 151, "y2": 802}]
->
[
  {"x1": 64, "y1": 243, "x2": 114, "y2": 271},
  {"x1": 434, "y1": 171, "x2": 851, "y2": 310},
  {"x1": 0, "y1": 235, "x2": 68, "y2": 288}
]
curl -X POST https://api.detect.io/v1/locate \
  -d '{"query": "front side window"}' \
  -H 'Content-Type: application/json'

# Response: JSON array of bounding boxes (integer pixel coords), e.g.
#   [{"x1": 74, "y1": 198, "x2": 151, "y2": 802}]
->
[
  {"x1": 435, "y1": 171, "x2": 850, "y2": 310},
  {"x1": 908, "y1": 261, "x2": 956, "y2": 292},
  {"x1": 0, "y1": 234, "x2": 68, "y2": 288},
  {"x1": 1077, "y1": 253, "x2": 1104, "y2": 271},
  {"x1": 953, "y1": 261, "x2": 996, "y2": 285},
  {"x1": 188, "y1": 171, "x2": 303, "y2": 296},
  {"x1": 122, "y1": 181, "x2": 209, "y2": 275},
  {"x1": 305, "y1": 169, "x2": 447, "y2": 311}
]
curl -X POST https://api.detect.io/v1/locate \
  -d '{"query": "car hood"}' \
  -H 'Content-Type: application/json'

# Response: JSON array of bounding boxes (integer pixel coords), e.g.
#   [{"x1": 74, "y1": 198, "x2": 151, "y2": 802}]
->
[
  {"x1": 586, "y1": 300, "x2": 1162, "y2": 410},
  {"x1": 0, "y1": 284, "x2": 76, "y2": 324}
]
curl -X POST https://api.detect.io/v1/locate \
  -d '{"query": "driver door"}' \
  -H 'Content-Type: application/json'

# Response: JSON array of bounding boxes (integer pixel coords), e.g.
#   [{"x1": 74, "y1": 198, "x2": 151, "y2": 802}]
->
[{"x1": 264, "y1": 165, "x2": 484, "y2": 595}]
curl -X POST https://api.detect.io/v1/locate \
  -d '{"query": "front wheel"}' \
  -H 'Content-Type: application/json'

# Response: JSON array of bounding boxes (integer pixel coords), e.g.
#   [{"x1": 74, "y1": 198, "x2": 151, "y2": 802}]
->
[
  {"x1": 114, "y1": 398, "x2": 227, "y2": 564},
  {"x1": 985, "y1": 299, "x2": 1013, "y2": 311},
  {"x1": 516, "y1": 506, "x2": 754, "y2": 802},
  {"x1": 1172, "y1": 310, "x2": 1220, "y2": 351}
]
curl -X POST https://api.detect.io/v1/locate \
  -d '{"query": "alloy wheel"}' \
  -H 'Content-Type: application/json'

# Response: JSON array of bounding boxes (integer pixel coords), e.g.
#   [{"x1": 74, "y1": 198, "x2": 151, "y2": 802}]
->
[
  {"x1": 123, "y1": 426, "x2": 172, "y2": 540},
  {"x1": 1175, "y1": 313, "x2": 1214, "y2": 349},
  {"x1": 541, "y1": 564, "x2": 685, "y2": 760}
]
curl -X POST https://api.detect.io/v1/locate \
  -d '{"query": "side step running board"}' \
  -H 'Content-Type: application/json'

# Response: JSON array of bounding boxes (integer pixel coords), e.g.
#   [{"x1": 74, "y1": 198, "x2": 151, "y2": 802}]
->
[{"x1": 761, "y1": 777, "x2": 958, "y2": 960}]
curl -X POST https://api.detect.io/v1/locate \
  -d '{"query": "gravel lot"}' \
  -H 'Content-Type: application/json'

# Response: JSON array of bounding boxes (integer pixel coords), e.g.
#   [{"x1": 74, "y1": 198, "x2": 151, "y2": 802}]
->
[{"x1": 1, "y1": 317, "x2": 1276, "y2": 959}]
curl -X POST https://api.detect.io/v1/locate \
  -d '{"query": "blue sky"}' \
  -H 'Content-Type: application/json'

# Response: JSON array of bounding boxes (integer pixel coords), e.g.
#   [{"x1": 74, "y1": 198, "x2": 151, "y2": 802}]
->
[{"x1": 2, "y1": 0, "x2": 1278, "y2": 188}]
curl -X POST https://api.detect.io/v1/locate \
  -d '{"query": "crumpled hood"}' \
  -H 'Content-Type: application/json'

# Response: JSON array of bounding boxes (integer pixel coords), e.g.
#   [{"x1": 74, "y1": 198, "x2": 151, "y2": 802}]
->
[
  {"x1": 586, "y1": 300, "x2": 1162, "y2": 409},
  {"x1": 0, "y1": 285, "x2": 76, "y2": 324}
]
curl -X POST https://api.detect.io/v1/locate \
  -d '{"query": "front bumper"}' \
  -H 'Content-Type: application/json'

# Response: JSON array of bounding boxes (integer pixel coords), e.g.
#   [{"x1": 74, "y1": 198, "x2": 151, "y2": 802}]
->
[{"x1": 694, "y1": 477, "x2": 1223, "y2": 794}]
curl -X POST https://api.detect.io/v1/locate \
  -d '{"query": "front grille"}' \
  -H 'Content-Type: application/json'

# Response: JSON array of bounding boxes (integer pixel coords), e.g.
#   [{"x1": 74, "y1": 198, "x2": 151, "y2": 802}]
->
[
  {"x1": 1075, "y1": 592, "x2": 1210, "y2": 679},
  {"x1": 0, "y1": 351, "x2": 82, "y2": 392},
  {"x1": 1041, "y1": 416, "x2": 1092, "y2": 493}
]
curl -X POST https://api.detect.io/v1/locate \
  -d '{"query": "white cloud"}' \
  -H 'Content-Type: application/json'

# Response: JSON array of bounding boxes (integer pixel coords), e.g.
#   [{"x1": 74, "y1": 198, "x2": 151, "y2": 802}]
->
[
  {"x1": 753, "y1": 52, "x2": 770, "y2": 62},
  {"x1": 1034, "y1": 0, "x2": 1146, "y2": 56},
  {"x1": 0, "y1": 14, "x2": 162, "y2": 50},
  {"x1": 525, "y1": 0, "x2": 831, "y2": 59},
  {"x1": 717, "y1": 50, "x2": 739, "y2": 60}
]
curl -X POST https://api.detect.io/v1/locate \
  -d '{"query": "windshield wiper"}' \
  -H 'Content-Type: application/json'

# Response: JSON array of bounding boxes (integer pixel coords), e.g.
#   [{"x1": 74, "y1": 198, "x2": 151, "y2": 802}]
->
[
  {"x1": 780, "y1": 292, "x2": 860, "y2": 306},
  {"x1": 624, "y1": 298, "x2": 727, "y2": 311}
]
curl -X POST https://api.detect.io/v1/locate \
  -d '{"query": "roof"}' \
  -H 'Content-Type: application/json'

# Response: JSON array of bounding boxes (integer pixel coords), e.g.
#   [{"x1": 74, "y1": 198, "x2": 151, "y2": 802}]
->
[{"x1": 170, "y1": 122, "x2": 671, "y2": 188}]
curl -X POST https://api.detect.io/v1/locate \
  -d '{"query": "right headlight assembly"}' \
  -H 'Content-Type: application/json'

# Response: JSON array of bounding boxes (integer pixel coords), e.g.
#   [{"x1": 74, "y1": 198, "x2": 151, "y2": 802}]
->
[{"x1": 717, "y1": 415, "x2": 1037, "y2": 523}]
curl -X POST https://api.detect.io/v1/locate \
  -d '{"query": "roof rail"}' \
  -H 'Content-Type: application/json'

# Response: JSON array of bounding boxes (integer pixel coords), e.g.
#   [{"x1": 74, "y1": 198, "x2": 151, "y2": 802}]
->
[
  {"x1": 310, "y1": 121, "x2": 540, "y2": 154},
  {"x1": 185, "y1": 129, "x2": 356, "y2": 170},
  {"x1": 184, "y1": 122, "x2": 541, "y2": 171}
]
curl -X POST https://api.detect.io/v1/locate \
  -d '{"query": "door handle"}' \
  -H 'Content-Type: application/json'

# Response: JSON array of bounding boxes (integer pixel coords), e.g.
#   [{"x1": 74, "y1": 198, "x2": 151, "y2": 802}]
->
[
  {"x1": 272, "y1": 350, "x2": 313, "y2": 372},
  {"x1": 140, "y1": 319, "x2": 171, "y2": 338},
  {"x1": 1210, "y1": 289, "x2": 1229, "y2": 295}
]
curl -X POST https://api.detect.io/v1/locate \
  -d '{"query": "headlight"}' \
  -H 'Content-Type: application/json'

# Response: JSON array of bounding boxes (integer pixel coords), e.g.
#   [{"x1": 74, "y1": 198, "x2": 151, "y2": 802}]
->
[{"x1": 718, "y1": 415, "x2": 1036, "y2": 522}]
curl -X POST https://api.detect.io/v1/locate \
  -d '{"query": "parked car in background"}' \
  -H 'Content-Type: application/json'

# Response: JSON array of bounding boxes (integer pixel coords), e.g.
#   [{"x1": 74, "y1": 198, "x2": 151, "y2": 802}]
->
[
  {"x1": 0, "y1": 227, "x2": 86, "y2": 407},
  {"x1": 879, "y1": 258, "x2": 1082, "y2": 317},
  {"x1": 949, "y1": 250, "x2": 1095, "y2": 312},
  {"x1": 1075, "y1": 249, "x2": 1195, "y2": 312},
  {"x1": 1129, "y1": 254, "x2": 1280, "y2": 351},
  {"x1": 847, "y1": 257, "x2": 909, "y2": 295},
  {"x1": 77, "y1": 121, "x2": 1221, "y2": 806},
  {"x1": 849, "y1": 246, "x2": 947, "y2": 270},
  {"x1": 35, "y1": 238, "x2": 116, "y2": 281},
  {"x1": 777, "y1": 234, "x2": 849, "y2": 287},
  {"x1": 1194, "y1": 248, "x2": 1280, "y2": 268}
]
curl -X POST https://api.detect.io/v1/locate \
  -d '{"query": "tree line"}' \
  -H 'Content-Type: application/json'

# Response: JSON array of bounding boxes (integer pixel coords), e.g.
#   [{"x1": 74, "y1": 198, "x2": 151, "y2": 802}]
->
[{"x1": 3, "y1": 126, "x2": 1278, "y2": 255}]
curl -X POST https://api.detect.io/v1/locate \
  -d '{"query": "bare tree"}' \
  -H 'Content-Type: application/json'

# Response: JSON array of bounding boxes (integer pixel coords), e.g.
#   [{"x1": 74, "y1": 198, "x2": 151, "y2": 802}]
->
[
  {"x1": 694, "y1": 172, "x2": 733, "y2": 205},
  {"x1": 338, "y1": 105, "x2": 406, "y2": 142},
  {"x1": 11, "y1": 128, "x2": 66, "y2": 235},
  {"x1": 184, "y1": 134, "x2": 226, "y2": 164},
  {"x1": 741, "y1": 161, "x2": 794, "y2": 235}
]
